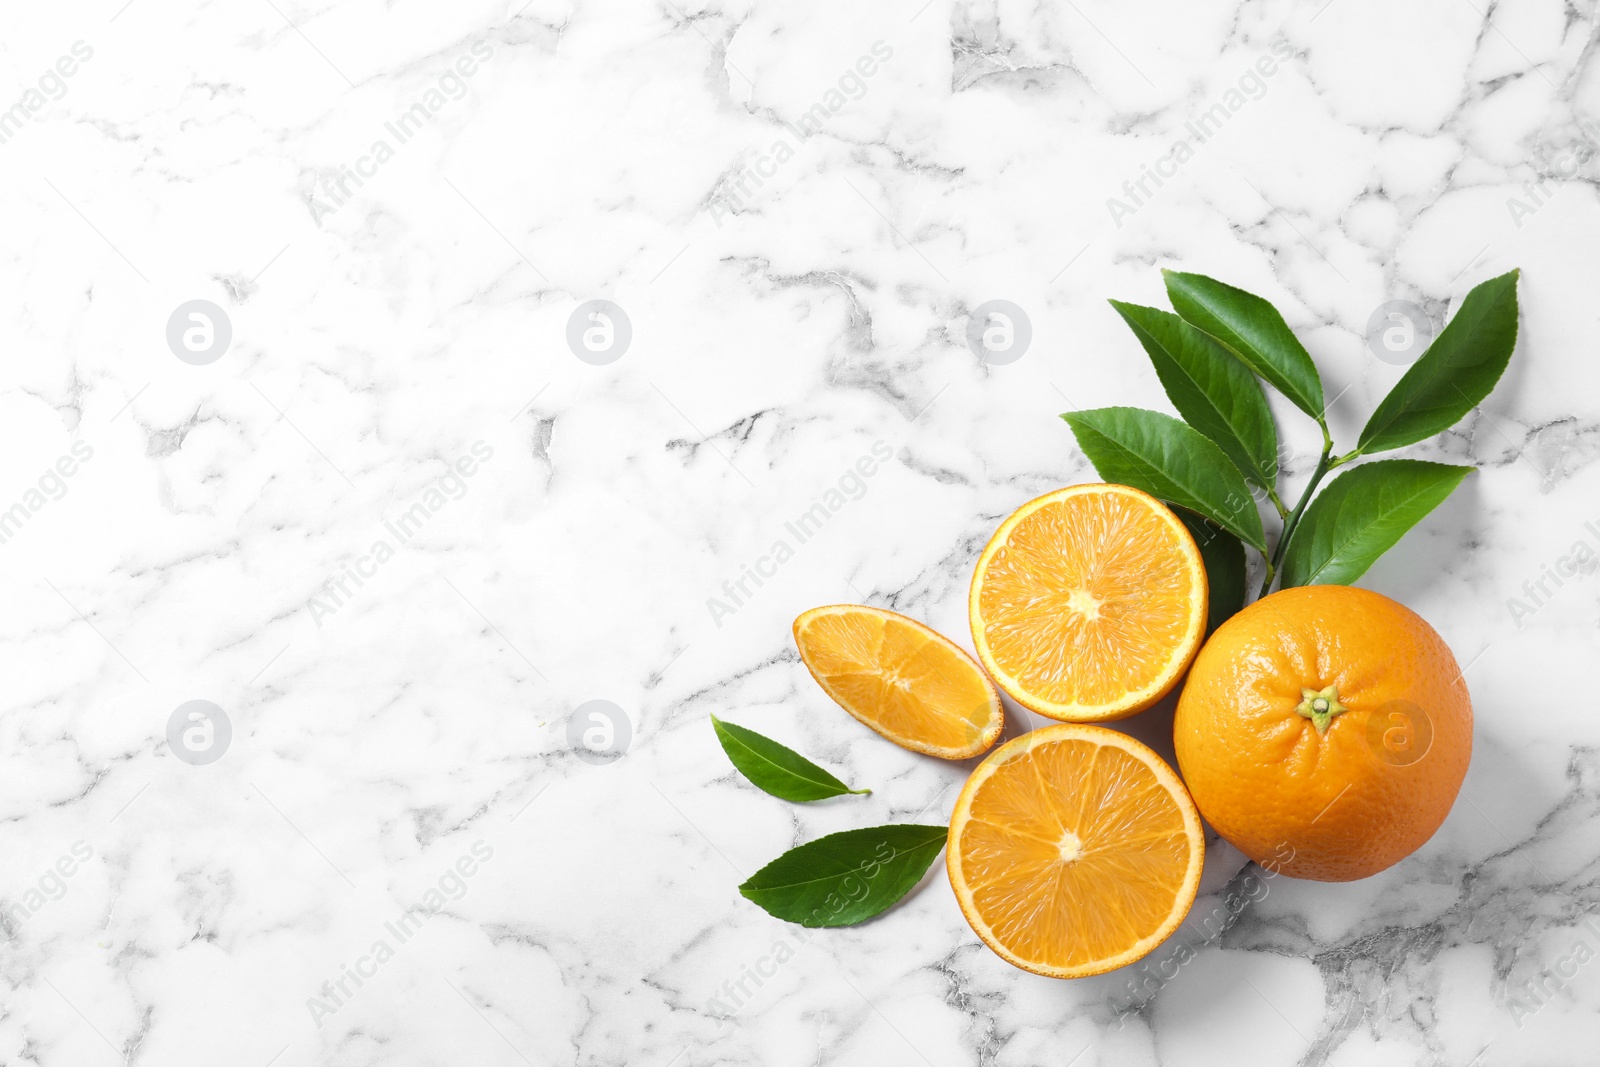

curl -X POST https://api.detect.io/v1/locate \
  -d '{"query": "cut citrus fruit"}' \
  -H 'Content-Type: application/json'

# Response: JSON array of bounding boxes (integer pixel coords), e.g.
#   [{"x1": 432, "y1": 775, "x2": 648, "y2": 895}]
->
[
  {"x1": 947, "y1": 723, "x2": 1204, "y2": 978},
  {"x1": 969, "y1": 483, "x2": 1207, "y2": 722},
  {"x1": 793, "y1": 605, "x2": 1003, "y2": 760}
]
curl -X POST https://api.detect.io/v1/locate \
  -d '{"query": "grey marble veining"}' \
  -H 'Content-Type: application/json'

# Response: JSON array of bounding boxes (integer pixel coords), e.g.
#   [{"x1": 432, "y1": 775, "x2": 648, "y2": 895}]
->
[{"x1": 1, "y1": 0, "x2": 1597, "y2": 1063}]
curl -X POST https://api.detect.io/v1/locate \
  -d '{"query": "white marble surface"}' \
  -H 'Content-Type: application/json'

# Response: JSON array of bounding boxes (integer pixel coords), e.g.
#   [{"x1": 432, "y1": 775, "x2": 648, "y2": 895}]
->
[{"x1": 2, "y1": 0, "x2": 1598, "y2": 1063}]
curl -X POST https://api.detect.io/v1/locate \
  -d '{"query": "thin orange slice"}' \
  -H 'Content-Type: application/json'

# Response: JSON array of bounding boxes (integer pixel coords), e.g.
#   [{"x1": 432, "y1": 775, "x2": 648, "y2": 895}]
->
[
  {"x1": 947, "y1": 724, "x2": 1204, "y2": 978},
  {"x1": 969, "y1": 484, "x2": 1206, "y2": 722},
  {"x1": 793, "y1": 605, "x2": 1003, "y2": 760}
]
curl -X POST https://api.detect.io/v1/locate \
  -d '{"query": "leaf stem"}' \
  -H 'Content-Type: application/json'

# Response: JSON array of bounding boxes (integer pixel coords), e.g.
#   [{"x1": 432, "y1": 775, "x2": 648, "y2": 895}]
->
[
  {"x1": 1259, "y1": 443, "x2": 1335, "y2": 598},
  {"x1": 1265, "y1": 485, "x2": 1290, "y2": 520},
  {"x1": 1257, "y1": 556, "x2": 1275, "y2": 599}
]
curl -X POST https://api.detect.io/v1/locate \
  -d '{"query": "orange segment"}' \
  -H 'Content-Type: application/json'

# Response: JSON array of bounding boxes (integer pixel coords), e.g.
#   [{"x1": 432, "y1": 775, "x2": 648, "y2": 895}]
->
[
  {"x1": 947, "y1": 724, "x2": 1203, "y2": 978},
  {"x1": 793, "y1": 605, "x2": 1003, "y2": 760},
  {"x1": 969, "y1": 484, "x2": 1207, "y2": 721}
]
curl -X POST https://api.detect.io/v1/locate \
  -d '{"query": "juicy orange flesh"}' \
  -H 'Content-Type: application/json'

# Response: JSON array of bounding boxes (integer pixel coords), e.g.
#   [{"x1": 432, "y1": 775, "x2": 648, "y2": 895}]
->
[
  {"x1": 799, "y1": 612, "x2": 992, "y2": 749},
  {"x1": 958, "y1": 739, "x2": 1191, "y2": 970},
  {"x1": 978, "y1": 492, "x2": 1197, "y2": 707}
]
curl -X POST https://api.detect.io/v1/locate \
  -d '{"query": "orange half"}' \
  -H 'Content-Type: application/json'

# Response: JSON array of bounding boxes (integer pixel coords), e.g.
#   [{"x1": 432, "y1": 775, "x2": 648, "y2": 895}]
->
[
  {"x1": 947, "y1": 724, "x2": 1204, "y2": 978},
  {"x1": 969, "y1": 484, "x2": 1206, "y2": 721},
  {"x1": 793, "y1": 605, "x2": 1003, "y2": 760}
]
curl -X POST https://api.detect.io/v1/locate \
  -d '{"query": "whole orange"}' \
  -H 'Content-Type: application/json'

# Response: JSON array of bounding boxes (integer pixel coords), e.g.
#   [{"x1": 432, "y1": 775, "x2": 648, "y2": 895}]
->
[{"x1": 1173, "y1": 585, "x2": 1471, "y2": 881}]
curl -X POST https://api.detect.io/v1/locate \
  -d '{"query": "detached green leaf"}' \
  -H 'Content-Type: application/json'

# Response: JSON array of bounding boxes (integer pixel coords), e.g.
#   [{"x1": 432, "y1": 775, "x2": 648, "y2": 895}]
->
[
  {"x1": 712, "y1": 715, "x2": 868, "y2": 802},
  {"x1": 1163, "y1": 270, "x2": 1326, "y2": 422},
  {"x1": 1279, "y1": 460, "x2": 1474, "y2": 587},
  {"x1": 1109, "y1": 301, "x2": 1279, "y2": 490},
  {"x1": 1357, "y1": 270, "x2": 1521, "y2": 455},
  {"x1": 1062, "y1": 407, "x2": 1267, "y2": 551},
  {"x1": 1174, "y1": 507, "x2": 1245, "y2": 635},
  {"x1": 739, "y1": 824, "x2": 947, "y2": 927}
]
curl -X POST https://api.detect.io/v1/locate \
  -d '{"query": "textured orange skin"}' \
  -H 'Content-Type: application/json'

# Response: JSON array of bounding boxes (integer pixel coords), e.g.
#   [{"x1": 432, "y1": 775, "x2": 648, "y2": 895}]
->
[{"x1": 1174, "y1": 585, "x2": 1471, "y2": 882}]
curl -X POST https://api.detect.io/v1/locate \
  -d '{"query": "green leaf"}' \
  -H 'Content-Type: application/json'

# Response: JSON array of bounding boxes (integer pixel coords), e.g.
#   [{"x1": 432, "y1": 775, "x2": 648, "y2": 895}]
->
[
  {"x1": 1109, "y1": 300, "x2": 1279, "y2": 490},
  {"x1": 1279, "y1": 460, "x2": 1474, "y2": 587},
  {"x1": 711, "y1": 715, "x2": 869, "y2": 802},
  {"x1": 1163, "y1": 270, "x2": 1326, "y2": 422},
  {"x1": 1062, "y1": 407, "x2": 1267, "y2": 552},
  {"x1": 1357, "y1": 270, "x2": 1521, "y2": 455},
  {"x1": 1174, "y1": 507, "x2": 1245, "y2": 635},
  {"x1": 738, "y1": 824, "x2": 947, "y2": 927}
]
